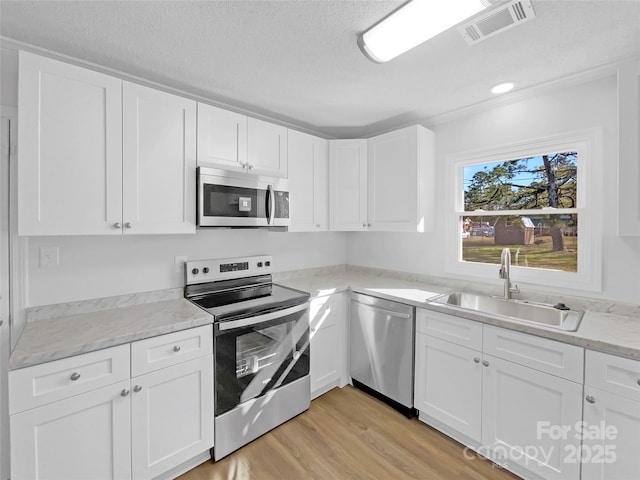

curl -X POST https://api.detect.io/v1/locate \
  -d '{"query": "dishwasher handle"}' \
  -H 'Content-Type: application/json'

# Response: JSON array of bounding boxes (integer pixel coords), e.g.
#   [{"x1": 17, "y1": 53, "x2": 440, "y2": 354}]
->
[{"x1": 353, "y1": 301, "x2": 412, "y2": 319}]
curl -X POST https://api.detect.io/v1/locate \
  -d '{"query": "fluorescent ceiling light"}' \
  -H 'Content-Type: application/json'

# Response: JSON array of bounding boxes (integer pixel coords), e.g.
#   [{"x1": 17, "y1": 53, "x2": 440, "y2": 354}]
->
[
  {"x1": 491, "y1": 82, "x2": 515, "y2": 94},
  {"x1": 361, "y1": 0, "x2": 492, "y2": 63}
]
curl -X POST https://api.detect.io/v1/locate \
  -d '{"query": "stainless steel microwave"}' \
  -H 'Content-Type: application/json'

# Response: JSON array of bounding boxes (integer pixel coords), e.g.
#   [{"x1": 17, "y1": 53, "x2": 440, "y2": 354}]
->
[{"x1": 197, "y1": 167, "x2": 290, "y2": 228}]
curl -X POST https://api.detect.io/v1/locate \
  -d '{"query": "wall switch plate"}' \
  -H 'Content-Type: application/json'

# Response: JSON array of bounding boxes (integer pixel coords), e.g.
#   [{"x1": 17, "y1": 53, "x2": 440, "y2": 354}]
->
[
  {"x1": 40, "y1": 246, "x2": 59, "y2": 268},
  {"x1": 174, "y1": 256, "x2": 188, "y2": 273}
]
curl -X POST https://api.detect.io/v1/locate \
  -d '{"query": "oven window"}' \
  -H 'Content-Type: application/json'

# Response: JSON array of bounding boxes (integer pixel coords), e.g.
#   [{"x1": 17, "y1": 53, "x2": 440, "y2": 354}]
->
[
  {"x1": 203, "y1": 184, "x2": 267, "y2": 218},
  {"x1": 215, "y1": 307, "x2": 309, "y2": 416}
]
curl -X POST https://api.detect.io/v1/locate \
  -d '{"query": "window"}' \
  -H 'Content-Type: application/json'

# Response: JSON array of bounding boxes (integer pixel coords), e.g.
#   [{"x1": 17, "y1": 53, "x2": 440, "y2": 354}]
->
[{"x1": 446, "y1": 130, "x2": 602, "y2": 292}]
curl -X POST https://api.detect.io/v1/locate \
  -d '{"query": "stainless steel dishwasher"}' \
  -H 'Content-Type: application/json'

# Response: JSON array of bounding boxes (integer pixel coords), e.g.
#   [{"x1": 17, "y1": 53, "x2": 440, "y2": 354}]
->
[{"x1": 350, "y1": 293, "x2": 415, "y2": 416}]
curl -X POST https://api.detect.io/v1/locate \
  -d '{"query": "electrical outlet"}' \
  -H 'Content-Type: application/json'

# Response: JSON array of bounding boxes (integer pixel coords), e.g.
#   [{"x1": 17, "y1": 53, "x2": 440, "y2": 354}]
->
[
  {"x1": 174, "y1": 256, "x2": 188, "y2": 273},
  {"x1": 40, "y1": 246, "x2": 59, "y2": 268}
]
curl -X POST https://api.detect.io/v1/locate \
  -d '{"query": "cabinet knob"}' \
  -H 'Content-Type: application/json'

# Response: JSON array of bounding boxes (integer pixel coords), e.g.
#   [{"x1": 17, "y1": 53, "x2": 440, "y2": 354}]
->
[
  {"x1": 247, "y1": 163, "x2": 254, "y2": 170},
  {"x1": 637, "y1": 379, "x2": 640, "y2": 386},
  {"x1": 362, "y1": 223, "x2": 367, "y2": 228},
  {"x1": 133, "y1": 385, "x2": 143, "y2": 393},
  {"x1": 367, "y1": 223, "x2": 371, "y2": 227},
  {"x1": 316, "y1": 224, "x2": 320, "y2": 228},
  {"x1": 124, "y1": 222, "x2": 132, "y2": 229},
  {"x1": 482, "y1": 360, "x2": 490, "y2": 367},
  {"x1": 121, "y1": 389, "x2": 130, "y2": 397},
  {"x1": 473, "y1": 357, "x2": 480, "y2": 364},
  {"x1": 70, "y1": 372, "x2": 81, "y2": 381},
  {"x1": 585, "y1": 395, "x2": 595, "y2": 404},
  {"x1": 173, "y1": 345, "x2": 181, "y2": 352},
  {"x1": 113, "y1": 222, "x2": 122, "y2": 229}
]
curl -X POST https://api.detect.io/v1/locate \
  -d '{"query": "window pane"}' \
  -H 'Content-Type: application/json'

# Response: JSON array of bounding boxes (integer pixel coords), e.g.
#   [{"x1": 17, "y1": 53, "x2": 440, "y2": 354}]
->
[
  {"x1": 461, "y1": 214, "x2": 578, "y2": 272},
  {"x1": 463, "y1": 152, "x2": 577, "y2": 211}
]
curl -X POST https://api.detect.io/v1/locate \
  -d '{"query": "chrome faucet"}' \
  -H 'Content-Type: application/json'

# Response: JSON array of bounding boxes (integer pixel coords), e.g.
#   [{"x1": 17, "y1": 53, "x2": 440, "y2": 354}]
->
[{"x1": 499, "y1": 248, "x2": 520, "y2": 299}]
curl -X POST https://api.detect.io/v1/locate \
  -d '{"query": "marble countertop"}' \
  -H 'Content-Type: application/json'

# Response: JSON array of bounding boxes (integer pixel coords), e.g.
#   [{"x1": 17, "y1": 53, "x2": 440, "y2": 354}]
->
[
  {"x1": 276, "y1": 271, "x2": 640, "y2": 361},
  {"x1": 10, "y1": 299, "x2": 213, "y2": 370}
]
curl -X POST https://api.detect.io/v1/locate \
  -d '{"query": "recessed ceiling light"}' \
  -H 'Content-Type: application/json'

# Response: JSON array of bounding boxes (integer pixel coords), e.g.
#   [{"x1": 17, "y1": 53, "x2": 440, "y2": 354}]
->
[
  {"x1": 491, "y1": 82, "x2": 515, "y2": 94},
  {"x1": 360, "y1": 0, "x2": 492, "y2": 63}
]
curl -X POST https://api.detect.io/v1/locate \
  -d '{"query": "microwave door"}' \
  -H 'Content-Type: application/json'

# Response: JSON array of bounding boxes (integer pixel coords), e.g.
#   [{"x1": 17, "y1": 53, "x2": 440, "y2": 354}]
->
[{"x1": 200, "y1": 183, "x2": 269, "y2": 227}]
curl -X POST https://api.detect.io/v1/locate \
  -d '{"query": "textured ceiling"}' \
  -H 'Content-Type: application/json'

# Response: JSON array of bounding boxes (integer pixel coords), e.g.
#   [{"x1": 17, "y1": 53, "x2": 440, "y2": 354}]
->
[{"x1": 1, "y1": 0, "x2": 639, "y2": 137}]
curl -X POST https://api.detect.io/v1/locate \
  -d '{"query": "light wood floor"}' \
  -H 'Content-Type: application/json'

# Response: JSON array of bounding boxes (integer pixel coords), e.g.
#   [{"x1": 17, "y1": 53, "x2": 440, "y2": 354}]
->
[{"x1": 178, "y1": 386, "x2": 521, "y2": 480}]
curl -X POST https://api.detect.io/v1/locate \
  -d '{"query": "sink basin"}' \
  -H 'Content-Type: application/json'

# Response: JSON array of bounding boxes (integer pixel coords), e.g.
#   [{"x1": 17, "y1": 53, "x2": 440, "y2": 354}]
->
[{"x1": 429, "y1": 292, "x2": 584, "y2": 332}]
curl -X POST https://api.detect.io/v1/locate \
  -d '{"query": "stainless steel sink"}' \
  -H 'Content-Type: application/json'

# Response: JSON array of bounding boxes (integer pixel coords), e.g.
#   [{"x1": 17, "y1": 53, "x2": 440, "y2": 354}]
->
[{"x1": 429, "y1": 292, "x2": 584, "y2": 331}]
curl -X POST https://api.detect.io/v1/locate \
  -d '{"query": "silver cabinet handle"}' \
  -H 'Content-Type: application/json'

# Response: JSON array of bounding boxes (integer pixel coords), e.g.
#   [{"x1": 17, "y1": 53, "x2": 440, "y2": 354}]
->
[
  {"x1": 124, "y1": 222, "x2": 132, "y2": 229},
  {"x1": 586, "y1": 395, "x2": 595, "y2": 404},
  {"x1": 113, "y1": 222, "x2": 122, "y2": 229},
  {"x1": 133, "y1": 385, "x2": 142, "y2": 393},
  {"x1": 473, "y1": 357, "x2": 480, "y2": 363},
  {"x1": 316, "y1": 224, "x2": 320, "y2": 228},
  {"x1": 362, "y1": 223, "x2": 367, "y2": 228},
  {"x1": 637, "y1": 379, "x2": 640, "y2": 386},
  {"x1": 173, "y1": 345, "x2": 181, "y2": 352},
  {"x1": 121, "y1": 389, "x2": 130, "y2": 397},
  {"x1": 70, "y1": 372, "x2": 81, "y2": 381},
  {"x1": 482, "y1": 360, "x2": 490, "y2": 367},
  {"x1": 367, "y1": 223, "x2": 371, "y2": 227},
  {"x1": 247, "y1": 164, "x2": 254, "y2": 170}
]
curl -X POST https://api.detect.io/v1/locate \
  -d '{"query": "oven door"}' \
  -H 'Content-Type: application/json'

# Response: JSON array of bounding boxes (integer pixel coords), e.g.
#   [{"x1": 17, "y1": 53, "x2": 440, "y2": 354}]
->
[
  {"x1": 198, "y1": 168, "x2": 289, "y2": 227},
  {"x1": 214, "y1": 303, "x2": 309, "y2": 416}
]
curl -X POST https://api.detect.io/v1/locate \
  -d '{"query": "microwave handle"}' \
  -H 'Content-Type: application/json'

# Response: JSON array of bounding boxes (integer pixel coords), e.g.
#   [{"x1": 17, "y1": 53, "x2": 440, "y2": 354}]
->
[{"x1": 266, "y1": 185, "x2": 275, "y2": 225}]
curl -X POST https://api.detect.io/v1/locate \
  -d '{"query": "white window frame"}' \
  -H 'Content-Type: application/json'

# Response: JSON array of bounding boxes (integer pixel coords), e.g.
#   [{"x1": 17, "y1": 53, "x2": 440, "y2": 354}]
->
[{"x1": 444, "y1": 129, "x2": 603, "y2": 293}]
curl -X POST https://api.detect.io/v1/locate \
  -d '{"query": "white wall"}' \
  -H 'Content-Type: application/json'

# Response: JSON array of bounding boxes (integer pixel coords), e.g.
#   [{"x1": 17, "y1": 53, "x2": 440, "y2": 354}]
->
[
  {"x1": 27, "y1": 231, "x2": 346, "y2": 306},
  {"x1": 347, "y1": 75, "x2": 640, "y2": 304}
]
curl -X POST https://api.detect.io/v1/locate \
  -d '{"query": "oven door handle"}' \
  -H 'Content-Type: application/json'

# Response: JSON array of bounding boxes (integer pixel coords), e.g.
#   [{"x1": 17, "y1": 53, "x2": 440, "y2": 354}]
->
[{"x1": 217, "y1": 303, "x2": 309, "y2": 331}]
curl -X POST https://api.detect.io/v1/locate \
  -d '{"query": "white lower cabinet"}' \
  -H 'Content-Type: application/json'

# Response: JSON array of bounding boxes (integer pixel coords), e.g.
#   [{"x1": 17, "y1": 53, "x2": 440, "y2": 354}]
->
[
  {"x1": 414, "y1": 334, "x2": 482, "y2": 441},
  {"x1": 581, "y1": 349, "x2": 640, "y2": 480},
  {"x1": 414, "y1": 309, "x2": 584, "y2": 480},
  {"x1": 309, "y1": 293, "x2": 348, "y2": 398},
  {"x1": 10, "y1": 327, "x2": 214, "y2": 480},
  {"x1": 131, "y1": 355, "x2": 214, "y2": 479},
  {"x1": 482, "y1": 354, "x2": 583, "y2": 480},
  {"x1": 10, "y1": 379, "x2": 133, "y2": 480}
]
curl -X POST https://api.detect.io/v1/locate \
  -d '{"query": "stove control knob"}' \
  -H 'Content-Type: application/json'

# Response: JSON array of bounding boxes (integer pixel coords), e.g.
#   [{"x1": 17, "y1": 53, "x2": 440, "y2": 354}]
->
[
  {"x1": 203, "y1": 267, "x2": 210, "y2": 274},
  {"x1": 257, "y1": 262, "x2": 263, "y2": 268},
  {"x1": 192, "y1": 268, "x2": 199, "y2": 275},
  {"x1": 265, "y1": 261, "x2": 271, "y2": 267}
]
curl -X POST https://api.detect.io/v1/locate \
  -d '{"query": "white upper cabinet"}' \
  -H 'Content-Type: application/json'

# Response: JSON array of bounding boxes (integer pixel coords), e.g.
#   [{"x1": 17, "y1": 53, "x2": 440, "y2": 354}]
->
[
  {"x1": 618, "y1": 60, "x2": 640, "y2": 235},
  {"x1": 329, "y1": 139, "x2": 368, "y2": 231},
  {"x1": 288, "y1": 129, "x2": 328, "y2": 231},
  {"x1": 18, "y1": 51, "x2": 123, "y2": 236},
  {"x1": 247, "y1": 117, "x2": 288, "y2": 177},
  {"x1": 196, "y1": 105, "x2": 287, "y2": 178},
  {"x1": 196, "y1": 103, "x2": 248, "y2": 172},
  {"x1": 123, "y1": 82, "x2": 196, "y2": 234},
  {"x1": 18, "y1": 51, "x2": 196, "y2": 236},
  {"x1": 367, "y1": 124, "x2": 435, "y2": 232}
]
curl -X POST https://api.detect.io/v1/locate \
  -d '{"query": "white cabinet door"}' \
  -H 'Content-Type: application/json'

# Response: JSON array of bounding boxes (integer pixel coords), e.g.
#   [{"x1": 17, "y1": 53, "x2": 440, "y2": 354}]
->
[
  {"x1": 197, "y1": 103, "x2": 247, "y2": 172},
  {"x1": 10, "y1": 379, "x2": 132, "y2": 480},
  {"x1": 122, "y1": 82, "x2": 196, "y2": 234},
  {"x1": 18, "y1": 51, "x2": 123, "y2": 236},
  {"x1": 367, "y1": 125, "x2": 434, "y2": 232},
  {"x1": 329, "y1": 139, "x2": 368, "y2": 231},
  {"x1": 581, "y1": 386, "x2": 640, "y2": 480},
  {"x1": 482, "y1": 354, "x2": 583, "y2": 480},
  {"x1": 131, "y1": 355, "x2": 214, "y2": 480},
  {"x1": 310, "y1": 294, "x2": 346, "y2": 398},
  {"x1": 617, "y1": 60, "x2": 640, "y2": 235},
  {"x1": 247, "y1": 117, "x2": 287, "y2": 177},
  {"x1": 414, "y1": 334, "x2": 482, "y2": 442},
  {"x1": 288, "y1": 129, "x2": 328, "y2": 232}
]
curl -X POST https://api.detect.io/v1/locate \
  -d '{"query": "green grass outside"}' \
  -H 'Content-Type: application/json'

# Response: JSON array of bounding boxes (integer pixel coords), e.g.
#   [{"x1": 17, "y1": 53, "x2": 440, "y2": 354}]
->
[{"x1": 462, "y1": 236, "x2": 578, "y2": 272}]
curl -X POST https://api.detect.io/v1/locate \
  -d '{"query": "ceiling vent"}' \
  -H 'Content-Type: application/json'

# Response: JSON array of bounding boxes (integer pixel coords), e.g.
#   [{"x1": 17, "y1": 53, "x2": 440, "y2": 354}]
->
[{"x1": 459, "y1": 0, "x2": 536, "y2": 45}]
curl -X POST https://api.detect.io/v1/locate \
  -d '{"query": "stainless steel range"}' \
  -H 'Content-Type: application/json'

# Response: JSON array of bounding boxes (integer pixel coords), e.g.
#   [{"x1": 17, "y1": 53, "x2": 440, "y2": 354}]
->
[{"x1": 184, "y1": 255, "x2": 310, "y2": 461}]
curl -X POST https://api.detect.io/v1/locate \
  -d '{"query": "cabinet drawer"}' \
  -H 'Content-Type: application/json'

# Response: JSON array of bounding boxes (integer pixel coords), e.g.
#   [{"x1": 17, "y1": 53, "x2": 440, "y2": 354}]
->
[
  {"x1": 131, "y1": 325, "x2": 213, "y2": 376},
  {"x1": 585, "y1": 350, "x2": 640, "y2": 401},
  {"x1": 416, "y1": 309, "x2": 483, "y2": 351},
  {"x1": 9, "y1": 344, "x2": 130, "y2": 414},
  {"x1": 483, "y1": 325, "x2": 583, "y2": 382}
]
